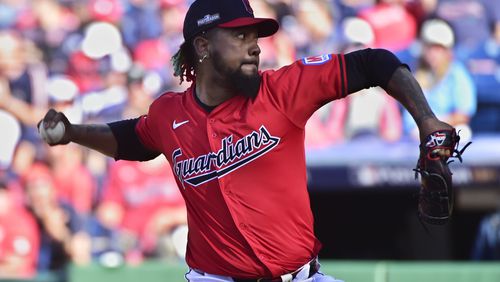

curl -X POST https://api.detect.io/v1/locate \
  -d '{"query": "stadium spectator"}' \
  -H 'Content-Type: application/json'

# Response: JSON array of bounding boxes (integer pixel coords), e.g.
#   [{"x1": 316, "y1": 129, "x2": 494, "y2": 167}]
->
[
  {"x1": 122, "y1": 64, "x2": 163, "y2": 118},
  {"x1": 466, "y1": 15, "x2": 500, "y2": 133},
  {"x1": 471, "y1": 210, "x2": 500, "y2": 260},
  {"x1": 22, "y1": 163, "x2": 91, "y2": 282},
  {"x1": 9, "y1": 140, "x2": 38, "y2": 185},
  {"x1": 338, "y1": 19, "x2": 402, "y2": 142},
  {"x1": 156, "y1": 1, "x2": 188, "y2": 90},
  {"x1": 16, "y1": 0, "x2": 82, "y2": 74},
  {"x1": 46, "y1": 75, "x2": 83, "y2": 124},
  {"x1": 75, "y1": 22, "x2": 131, "y2": 121},
  {"x1": 402, "y1": 18, "x2": 477, "y2": 140},
  {"x1": 87, "y1": 0, "x2": 123, "y2": 25},
  {"x1": 88, "y1": 68, "x2": 182, "y2": 264},
  {"x1": 96, "y1": 157, "x2": 187, "y2": 261},
  {"x1": 305, "y1": 17, "x2": 402, "y2": 148},
  {"x1": 401, "y1": 0, "x2": 439, "y2": 28},
  {"x1": 335, "y1": 0, "x2": 375, "y2": 20},
  {"x1": 0, "y1": 176, "x2": 39, "y2": 279},
  {"x1": 132, "y1": 38, "x2": 171, "y2": 90},
  {"x1": 435, "y1": 0, "x2": 498, "y2": 59},
  {"x1": 251, "y1": 0, "x2": 295, "y2": 69},
  {"x1": 0, "y1": 110, "x2": 21, "y2": 170},
  {"x1": 288, "y1": 0, "x2": 343, "y2": 58},
  {"x1": 66, "y1": 51, "x2": 107, "y2": 94},
  {"x1": 46, "y1": 143, "x2": 96, "y2": 217},
  {"x1": 358, "y1": 0, "x2": 417, "y2": 52},
  {"x1": 120, "y1": 0, "x2": 162, "y2": 50},
  {"x1": 159, "y1": 0, "x2": 186, "y2": 43},
  {"x1": 0, "y1": 30, "x2": 48, "y2": 142}
]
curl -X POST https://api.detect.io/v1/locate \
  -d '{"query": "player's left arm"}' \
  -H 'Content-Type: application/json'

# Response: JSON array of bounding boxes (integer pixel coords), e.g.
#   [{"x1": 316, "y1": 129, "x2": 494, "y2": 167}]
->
[
  {"x1": 347, "y1": 48, "x2": 472, "y2": 225},
  {"x1": 386, "y1": 66, "x2": 453, "y2": 140},
  {"x1": 345, "y1": 48, "x2": 452, "y2": 142}
]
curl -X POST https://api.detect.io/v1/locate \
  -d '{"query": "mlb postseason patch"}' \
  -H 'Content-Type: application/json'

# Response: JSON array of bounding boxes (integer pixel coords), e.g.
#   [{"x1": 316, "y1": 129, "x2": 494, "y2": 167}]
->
[
  {"x1": 302, "y1": 54, "x2": 332, "y2": 65},
  {"x1": 197, "y1": 14, "x2": 221, "y2": 26}
]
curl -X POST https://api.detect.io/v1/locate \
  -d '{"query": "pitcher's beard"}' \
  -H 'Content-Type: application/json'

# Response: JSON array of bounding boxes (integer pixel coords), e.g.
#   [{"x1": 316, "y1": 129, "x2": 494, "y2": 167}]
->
[
  {"x1": 227, "y1": 69, "x2": 261, "y2": 99},
  {"x1": 211, "y1": 51, "x2": 261, "y2": 99}
]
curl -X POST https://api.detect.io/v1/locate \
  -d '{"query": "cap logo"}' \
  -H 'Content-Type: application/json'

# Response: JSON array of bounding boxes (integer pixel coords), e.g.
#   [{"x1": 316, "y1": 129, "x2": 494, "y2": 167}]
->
[
  {"x1": 197, "y1": 13, "x2": 221, "y2": 26},
  {"x1": 242, "y1": 0, "x2": 253, "y2": 14}
]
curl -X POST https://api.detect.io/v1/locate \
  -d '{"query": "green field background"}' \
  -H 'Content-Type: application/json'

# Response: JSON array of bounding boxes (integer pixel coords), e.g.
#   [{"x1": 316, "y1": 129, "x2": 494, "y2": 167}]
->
[
  {"x1": 61, "y1": 260, "x2": 500, "y2": 282},
  {"x1": 2, "y1": 260, "x2": 498, "y2": 282}
]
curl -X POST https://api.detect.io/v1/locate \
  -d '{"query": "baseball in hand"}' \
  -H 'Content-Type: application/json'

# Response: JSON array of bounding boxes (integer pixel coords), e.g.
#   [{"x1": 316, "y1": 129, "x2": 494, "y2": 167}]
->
[{"x1": 39, "y1": 121, "x2": 65, "y2": 143}]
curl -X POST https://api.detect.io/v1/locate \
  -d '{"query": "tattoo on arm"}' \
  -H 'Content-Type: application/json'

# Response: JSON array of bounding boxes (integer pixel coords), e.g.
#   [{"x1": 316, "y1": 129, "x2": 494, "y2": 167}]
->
[{"x1": 386, "y1": 67, "x2": 435, "y2": 126}]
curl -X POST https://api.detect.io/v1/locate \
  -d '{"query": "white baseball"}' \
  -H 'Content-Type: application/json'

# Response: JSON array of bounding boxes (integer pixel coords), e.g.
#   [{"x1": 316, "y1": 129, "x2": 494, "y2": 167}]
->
[{"x1": 38, "y1": 121, "x2": 65, "y2": 143}]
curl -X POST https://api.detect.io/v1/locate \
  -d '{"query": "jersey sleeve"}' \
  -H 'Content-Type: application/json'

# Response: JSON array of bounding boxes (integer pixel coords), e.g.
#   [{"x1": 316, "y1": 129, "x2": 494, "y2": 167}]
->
[
  {"x1": 262, "y1": 53, "x2": 347, "y2": 128},
  {"x1": 135, "y1": 101, "x2": 164, "y2": 153},
  {"x1": 108, "y1": 118, "x2": 160, "y2": 161}
]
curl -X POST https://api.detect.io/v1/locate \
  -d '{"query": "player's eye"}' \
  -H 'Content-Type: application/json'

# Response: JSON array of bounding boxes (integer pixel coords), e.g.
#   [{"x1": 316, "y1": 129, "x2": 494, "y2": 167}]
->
[{"x1": 234, "y1": 30, "x2": 258, "y2": 42}]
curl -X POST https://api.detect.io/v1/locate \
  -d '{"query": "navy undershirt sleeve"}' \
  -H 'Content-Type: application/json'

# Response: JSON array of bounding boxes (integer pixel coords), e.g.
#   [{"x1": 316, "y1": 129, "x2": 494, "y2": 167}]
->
[
  {"x1": 107, "y1": 118, "x2": 161, "y2": 161},
  {"x1": 344, "y1": 48, "x2": 409, "y2": 94}
]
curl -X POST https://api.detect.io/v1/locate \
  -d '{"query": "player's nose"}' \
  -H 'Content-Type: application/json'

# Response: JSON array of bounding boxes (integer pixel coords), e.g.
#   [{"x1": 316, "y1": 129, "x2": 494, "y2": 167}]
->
[{"x1": 248, "y1": 41, "x2": 261, "y2": 57}]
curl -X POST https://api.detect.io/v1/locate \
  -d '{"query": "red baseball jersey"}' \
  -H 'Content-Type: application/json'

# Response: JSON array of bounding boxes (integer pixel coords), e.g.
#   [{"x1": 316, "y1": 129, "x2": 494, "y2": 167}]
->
[{"x1": 136, "y1": 54, "x2": 347, "y2": 278}]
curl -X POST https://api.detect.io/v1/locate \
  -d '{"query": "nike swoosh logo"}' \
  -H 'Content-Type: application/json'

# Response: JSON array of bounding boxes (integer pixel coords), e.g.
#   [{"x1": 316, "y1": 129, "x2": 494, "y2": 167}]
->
[{"x1": 173, "y1": 120, "x2": 189, "y2": 130}]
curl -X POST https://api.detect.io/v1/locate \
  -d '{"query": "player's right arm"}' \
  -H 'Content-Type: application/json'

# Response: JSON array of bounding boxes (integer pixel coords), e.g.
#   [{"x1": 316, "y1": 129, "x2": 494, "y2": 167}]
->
[
  {"x1": 39, "y1": 109, "x2": 160, "y2": 161},
  {"x1": 39, "y1": 109, "x2": 117, "y2": 157}
]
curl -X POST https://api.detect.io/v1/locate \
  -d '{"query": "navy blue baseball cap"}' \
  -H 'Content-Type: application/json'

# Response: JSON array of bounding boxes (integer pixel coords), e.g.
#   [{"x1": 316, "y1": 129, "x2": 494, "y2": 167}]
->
[{"x1": 183, "y1": 0, "x2": 279, "y2": 41}]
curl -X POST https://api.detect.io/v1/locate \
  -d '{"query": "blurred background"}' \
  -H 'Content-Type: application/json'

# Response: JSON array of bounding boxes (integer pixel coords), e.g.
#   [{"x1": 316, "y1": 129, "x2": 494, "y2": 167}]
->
[{"x1": 0, "y1": 0, "x2": 499, "y2": 281}]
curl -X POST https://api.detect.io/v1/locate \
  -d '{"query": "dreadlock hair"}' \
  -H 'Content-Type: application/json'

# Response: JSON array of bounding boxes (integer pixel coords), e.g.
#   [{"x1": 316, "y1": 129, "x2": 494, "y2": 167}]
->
[{"x1": 171, "y1": 40, "x2": 197, "y2": 84}]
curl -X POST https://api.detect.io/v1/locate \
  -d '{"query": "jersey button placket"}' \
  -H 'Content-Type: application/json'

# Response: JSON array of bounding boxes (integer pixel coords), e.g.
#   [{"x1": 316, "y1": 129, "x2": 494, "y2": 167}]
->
[{"x1": 207, "y1": 118, "x2": 218, "y2": 139}]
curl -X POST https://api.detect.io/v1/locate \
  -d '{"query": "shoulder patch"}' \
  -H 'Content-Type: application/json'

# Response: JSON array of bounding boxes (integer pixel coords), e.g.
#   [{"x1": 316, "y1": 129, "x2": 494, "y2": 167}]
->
[{"x1": 302, "y1": 54, "x2": 332, "y2": 65}]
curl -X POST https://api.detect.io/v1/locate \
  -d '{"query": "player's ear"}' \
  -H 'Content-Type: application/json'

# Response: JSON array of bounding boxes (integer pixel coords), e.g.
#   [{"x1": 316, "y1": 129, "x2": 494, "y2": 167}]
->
[{"x1": 193, "y1": 32, "x2": 210, "y2": 60}]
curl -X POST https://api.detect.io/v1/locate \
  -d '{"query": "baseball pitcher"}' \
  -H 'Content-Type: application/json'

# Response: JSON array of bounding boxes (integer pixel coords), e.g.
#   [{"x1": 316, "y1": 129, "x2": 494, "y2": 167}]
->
[{"x1": 38, "y1": 0, "x2": 469, "y2": 281}]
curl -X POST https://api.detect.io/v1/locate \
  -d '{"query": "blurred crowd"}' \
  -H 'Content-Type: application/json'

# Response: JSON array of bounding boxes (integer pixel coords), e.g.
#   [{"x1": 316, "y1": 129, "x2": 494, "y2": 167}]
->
[{"x1": 0, "y1": 0, "x2": 499, "y2": 280}]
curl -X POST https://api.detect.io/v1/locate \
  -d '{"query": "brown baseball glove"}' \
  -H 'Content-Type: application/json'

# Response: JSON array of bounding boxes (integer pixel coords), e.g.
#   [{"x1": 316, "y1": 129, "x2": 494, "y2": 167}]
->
[{"x1": 414, "y1": 129, "x2": 471, "y2": 225}]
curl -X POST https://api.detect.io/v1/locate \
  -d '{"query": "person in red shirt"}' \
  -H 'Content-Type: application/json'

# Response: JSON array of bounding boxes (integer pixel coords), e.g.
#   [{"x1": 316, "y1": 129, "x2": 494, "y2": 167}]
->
[
  {"x1": 357, "y1": 0, "x2": 417, "y2": 52},
  {"x1": 38, "y1": 0, "x2": 456, "y2": 281},
  {"x1": 47, "y1": 144, "x2": 95, "y2": 217},
  {"x1": 0, "y1": 178, "x2": 39, "y2": 279},
  {"x1": 96, "y1": 157, "x2": 187, "y2": 260}
]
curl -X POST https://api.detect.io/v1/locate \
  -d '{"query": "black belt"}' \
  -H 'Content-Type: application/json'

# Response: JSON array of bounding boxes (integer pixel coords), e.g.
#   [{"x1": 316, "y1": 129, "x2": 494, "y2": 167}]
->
[{"x1": 232, "y1": 258, "x2": 320, "y2": 282}]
